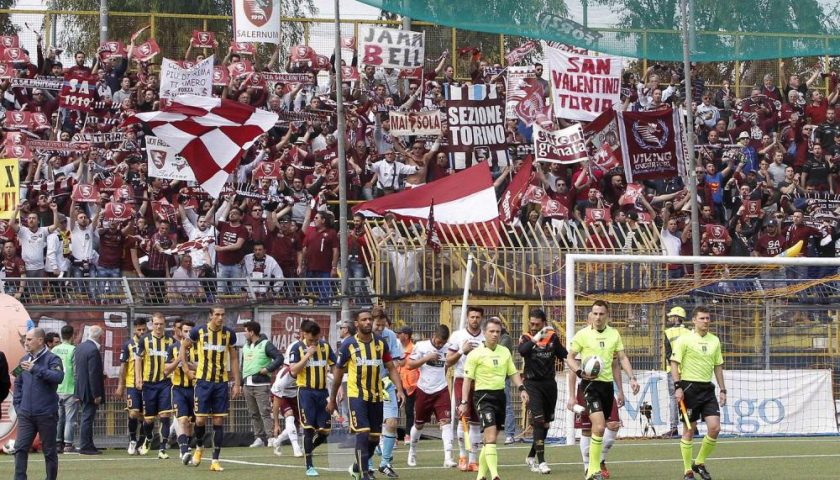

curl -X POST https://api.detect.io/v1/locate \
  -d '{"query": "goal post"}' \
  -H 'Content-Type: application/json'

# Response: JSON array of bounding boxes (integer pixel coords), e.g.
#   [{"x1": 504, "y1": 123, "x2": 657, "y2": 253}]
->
[{"x1": 557, "y1": 253, "x2": 840, "y2": 445}]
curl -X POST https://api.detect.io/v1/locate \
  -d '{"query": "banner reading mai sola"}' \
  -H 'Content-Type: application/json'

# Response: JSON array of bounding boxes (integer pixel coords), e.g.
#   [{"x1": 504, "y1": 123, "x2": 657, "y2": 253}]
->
[
  {"x1": 159, "y1": 55, "x2": 214, "y2": 100},
  {"x1": 146, "y1": 136, "x2": 197, "y2": 182},
  {"x1": 617, "y1": 108, "x2": 685, "y2": 183},
  {"x1": 359, "y1": 26, "x2": 424, "y2": 69},
  {"x1": 388, "y1": 110, "x2": 442, "y2": 137},
  {"x1": 444, "y1": 84, "x2": 509, "y2": 170},
  {"x1": 545, "y1": 42, "x2": 622, "y2": 122},
  {"x1": 233, "y1": 0, "x2": 281, "y2": 44},
  {"x1": 533, "y1": 123, "x2": 588, "y2": 164}
]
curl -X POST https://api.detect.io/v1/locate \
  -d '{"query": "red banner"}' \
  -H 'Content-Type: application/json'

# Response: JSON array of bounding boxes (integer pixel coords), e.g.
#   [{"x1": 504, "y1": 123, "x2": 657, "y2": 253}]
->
[
  {"x1": 98, "y1": 41, "x2": 127, "y2": 62},
  {"x1": 3, "y1": 111, "x2": 31, "y2": 130},
  {"x1": 59, "y1": 71, "x2": 98, "y2": 112},
  {"x1": 498, "y1": 157, "x2": 534, "y2": 224},
  {"x1": 341, "y1": 37, "x2": 356, "y2": 50},
  {"x1": 252, "y1": 161, "x2": 282, "y2": 180},
  {"x1": 540, "y1": 196, "x2": 569, "y2": 219},
  {"x1": 31, "y1": 112, "x2": 50, "y2": 130},
  {"x1": 533, "y1": 123, "x2": 588, "y2": 164},
  {"x1": 3, "y1": 48, "x2": 28, "y2": 63},
  {"x1": 616, "y1": 107, "x2": 684, "y2": 183},
  {"x1": 505, "y1": 40, "x2": 537, "y2": 65},
  {"x1": 97, "y1": 174, "x2": 124, "y2": 194},
  {"x1": 315, "y1": 54, "x2": 331, "y2": 71},
  {"x1": 340, "y1": 66, "x2": 360, "y2": 82},
  {"x1": 3, "y1": 144, "x2": 31, "y2": 160},
  {"x1": 289, "y1": 44, "x2": 317, "y2": 66},
  {"x1": 212, "y1": 65, "x2": 230, "y2": 86},
  {"x1": 0, "y1": 35, "x2": 19, "y2": 49},
  {"x1": 132, "y1": 39, "x2": 161, "y2": 62},
  {"x1": 102, "y1": 201, "x2": 134, "y2": 222},
  {"x1": 231, "y1": 42, "x2": 256, "y2": 55},
  {"x1": 227, "y1": 59, "x2": 254, "y2": 78},
  {"x1": 619, "y1": 183, "x2": 645, "y2": 207},
  {"x1": 72, "y1": 183, "x2": 100, "y2": 202},
  {"x1": 191, "y1": 30, "x2": 217, "y2": 48},
  {"x1": 0, "y1": 63, "x2": 12, "y2": 79},
  {"x1": 585, "y1": 208, "x2": 611, "y2": 223}
]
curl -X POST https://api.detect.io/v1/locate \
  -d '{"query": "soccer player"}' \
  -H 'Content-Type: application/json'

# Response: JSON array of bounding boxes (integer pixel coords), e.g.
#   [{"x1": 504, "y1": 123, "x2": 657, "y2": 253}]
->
[
  {"x1": 170, "y1": 320, "x2": 199, "y2": 465},
  {"x1": 371, "y1": 308, "x2": 404, "y2": 478},
  {"x1": 405, "y1": 324, "x2": 455, "y2": 468},
  {"x1": 270, "y1": 362, "x2": 303, "y2": 458},
  {"x1": 327, "y1": 309, "x2": 405, "y2": 480},
  {"x1": 116, "y1": 318, "x2": 147, "y2": 455},
  {"x1": 671, "y1": 307, "x2": 727, "y2": 480},
  {"x1": 289, "y1": 319, "x2": 336, "y2": 476},
  {"x1": 519, "y1": 309, "x2": 568, "y2": 474},
  {"x1": 445, "y1": 306, "x2": 485, "y2": 471},
  {"x1": 664, "y1": 306, "x2": 690, "y2": 438},
  {"x1": 180, "y1": 306, "x2": 241, "y2": 472},
  {"x1": 458, "y1": 316, "x2": 528, "y2": 480},
  {"x1": 134, "y1": 313, "x2": 176, "y2": 459},
  {"x1": 567, "y1": 300, "x2": 640, "y2": 480}
]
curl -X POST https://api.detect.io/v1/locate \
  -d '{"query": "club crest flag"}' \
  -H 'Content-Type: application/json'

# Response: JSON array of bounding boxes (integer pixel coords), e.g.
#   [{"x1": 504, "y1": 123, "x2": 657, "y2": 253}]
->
[
  {"x1": 191, "y1": 30, "x2": 217, "y2": 48},
  {"x1": 233, "y1": 0, "x2": 281, "y2": 44},
  {"x1": 545, "y1": 42, "x2": 622, "y2": 121},
  {"x1": 505, "y1": 65, "x2": 536, "y2": 120},
  {"x1": 533, "y1": 123, "x2": 588, "y2": 164},
  {"x1": 444, "y1": 84, "x2": 509, "y2": 170},
  {"x1": 616, "y1": 108, "x2": 685, "y2": 183},
  {"x1": 145, "y1": 136, "x2": 197, "y2": 181},
  {"x1": 359, "y1": 26, "x2": 425, "y2": 70}
]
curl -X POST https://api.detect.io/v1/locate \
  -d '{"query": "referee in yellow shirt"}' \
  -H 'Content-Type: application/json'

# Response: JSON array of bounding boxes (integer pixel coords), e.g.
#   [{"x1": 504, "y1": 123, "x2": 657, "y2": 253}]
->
[
  {"x1": 671, "y1": 306, "x2": 727, "y2": 480},
  {"x1": 458, "y1": 317, "x2": 528, "y2": 480}
]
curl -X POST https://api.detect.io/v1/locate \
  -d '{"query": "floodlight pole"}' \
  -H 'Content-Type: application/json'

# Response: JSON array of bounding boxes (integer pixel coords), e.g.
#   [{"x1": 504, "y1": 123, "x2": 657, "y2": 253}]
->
[
  {"x1": 680, "y1": 0, "x2": 700, "y2": 264},
  {"x1": 334, "y1": 0, "x2": 350, "y2": 324}
]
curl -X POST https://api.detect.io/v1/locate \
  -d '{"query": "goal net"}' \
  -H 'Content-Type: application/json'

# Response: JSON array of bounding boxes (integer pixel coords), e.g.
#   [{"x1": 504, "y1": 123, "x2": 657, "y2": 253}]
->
[{"x1": 546, "y1": 254, "x2": 840, "y2": 443}]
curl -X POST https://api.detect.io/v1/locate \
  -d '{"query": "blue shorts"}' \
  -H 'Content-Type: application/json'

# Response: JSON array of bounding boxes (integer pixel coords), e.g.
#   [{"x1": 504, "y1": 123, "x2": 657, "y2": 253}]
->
[
  {"x1": 348, "y1": 397, "x2": 383, "y2": 435},
  {"x1": 383, "y1": 382, "x2": 399, "y2": 420},
  {"x1": 142, "y1": 381, "x2": 173, "y2": 418},
  {"x1": 194, "y1": 380, "x2": 229, "y2": 417},
  {"x1": 126, "y1": 387, "x2": 143, "y2": 412},
  {"x1": 298, "y1": 388, "x2": 331, "y2": 431},
  {"x1": 173, "y1": 386, "x2": 195, "y2": 419}
]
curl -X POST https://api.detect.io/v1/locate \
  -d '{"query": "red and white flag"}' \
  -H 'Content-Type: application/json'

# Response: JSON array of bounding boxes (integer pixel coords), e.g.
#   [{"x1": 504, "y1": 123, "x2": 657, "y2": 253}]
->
[
  {"x1": 505, "y1": 41, "x2": 537, "y2": 65},
  {"x1": 540, "y1": 196, "x2": 569, "y2": 219},
  {"x1": 191, "y1": 31, "x2": 217, "y2": 48},
  {"x1": 426, "y1": 198, "x2": 441, "y2": 254},
  {"x1": 163, "y1": 236, "x2": 214, "y2": 255},
  {"x1": 102, "y1": 202, "x2": 134, "y2": 222},
  {"x1": 72, "y1": 183, "x2": 100, "y2": 203},
  {"x1": 498, "y1": 156, "x2": 534, "y2": 224},
  {"x1": 125, "y1": 94, "x2": 278, "y2": 198},
  {"x1": 132, "y1": 39, "x2": 161, "y2": 62},
  {"x1": 353, "y1": 162, "x2": 500, "y2": 246}
]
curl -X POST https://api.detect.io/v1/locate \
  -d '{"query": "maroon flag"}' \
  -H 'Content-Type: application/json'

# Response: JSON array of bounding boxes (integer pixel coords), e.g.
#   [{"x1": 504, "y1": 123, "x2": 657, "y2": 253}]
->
[
  {"x1": 131, "y1": 39, "x2": 161, "y2": 62},
  {"x1": 619, "y1": 182, "x2": 645, "y2": 207},
  {"x1": 426, "y1": 198, "x2": 441, "y2": 254},
  {"x1": 4, "y1": 144, "x2": 31, "y2": 160},
  {"x1": 3, "y1": 48, "x2": 28, "y2": 63},
  {"x1": 252, "y1": 161, "x2": 281, "y2": 180},
  {"x1": 59, "y1": 71, "x2": 98, "y2": 112},
  {"x1": 522, "y1": 184, "x2": 547, "y2": 206},
  {"x1": 231, "y1": 42, "x2": 256, "y2": 55},
  {"x1": 341, "y1": 66, "x2": 360, "y2": 82},
  {"x1": 4, "y1": 111, "x2": 32, "y2": 130},
  {"x1": 0, "y1": 35, "x2": 19, "y2": 49},
  {"x1": 398, "y1": 67, "x2": 423, "y2": 79},
  {"x1": 585, "y1": 208, "x2": 611, "y2": 224},
  {"x1": 72, "y1": 183, "x2": 100, "y2": 202},
  {"x1": 98, "y1": 41, "x2": 127, "y2": 62},
  {"x1": 505, "y1": 41, "x2": 537, "y2": 65},
  {"x1": 102, "y1": 202, "x2": 134, "y2": 222},
  {"x1": 617, "y1": 107, "x2": 685, "y2": 182},
  {"x1": 212, "y1": 65, "x2": 230, "y2": 86},
  {"x1": 583, "y1": 108, "x2": 622, "y2": 172},
  {"x1": 315, "y1": 55, "x2": 331, "y2": 71},
  {"x1": 290, "y1": 45, "x2": 317, "y2": 66},
  {"x1": 341, "y1": 37, "x2": 356, "y2": 50},
  {"x1": 540, "y1": 196, "x2": 569, "y2": 219},
  {"x1": 0, "y1": 63, "x2": 12, "y2": 79},
  {"x1": 228, "y1": 59, "x2": 254, "y2": 78},
  {"x1": 513, "y1": 79, "x2": 549, "y2": 126},
  {"x1": 97, "y1": 174, "x2": 124, "y2": 194},
  {"x1": 497, "y1": 156, "x2": 534, "y2": 224},
  {"x1": 191, "y1": 30, "x2": 217, "y2": 48},
  {"x1": 163, "y1": 236, "x2": 214, "y2": 255}
]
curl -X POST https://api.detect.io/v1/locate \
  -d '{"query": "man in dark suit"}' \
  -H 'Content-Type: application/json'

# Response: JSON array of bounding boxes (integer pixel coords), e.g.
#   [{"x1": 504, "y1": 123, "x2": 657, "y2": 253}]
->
[
  {"x1": 0, "y1": 350, "x2": 9, "y2": 415},
  {"x1": 73, "y1": 325, "x2": 104, "y2": 455}
]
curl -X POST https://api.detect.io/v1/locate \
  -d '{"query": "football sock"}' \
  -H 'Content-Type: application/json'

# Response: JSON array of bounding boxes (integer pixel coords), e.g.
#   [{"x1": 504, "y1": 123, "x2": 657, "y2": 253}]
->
[
  {"x1": 440, "y1": 424, "x2": 454, "y2": 459},
  {"x1": 601, "y1": 427, "x2": 617, "y2": 461},
  {"x1": 409, "y1": 425, "x2": 420, "y2": 450},
  {"x1": 468, "y1": 424, "x2": 480, "y2": 463},
  {"x1": 477, "y1": 445, "x2": 489, "y2": 480},
  {"x1": 159, "y1": 418, "x2": 171, "y2": 451},
  {"x1": 284, "y1": 416, "x2": 299, "y2": 446},
  {"x1": 695, "y1": 435, "x2": 717, "y2": 465},
  {"x1": 354, "y1": 432, "x2": 369, "y2": 473},
  {"x1": 587, "y1": 435, "x2": 603, "y2": 477},
  {"x1": 380, "y1": 432, "x2": 396, "y2": 466},
  {"x1": 579, "y1": 435, "x2": 591, "y2": 466},
  {"x1": 533, "y1": 423, "x2": 546, "y2": 463},
  {"x1": 212, "y1": 425, "x2": 223, "y2": 460},
  {"x1": 680, "y1": 439, "x2": 693, "y2": 472},
  {"x1": 457, "y1": 421, "x2": 466, "y2": 458},
  {"x1": 128, "y1": 417, "x2": 138, "y2": 442},
  {"x1": 178, "y1": 434, "x2": 188, "y2": 455},
  {"x1": 143, "y1": 421, "x2": 154, "y2": 444},
  {"x1": 304, "y1": 429, "x2": 315, "y2": 468},
  {"x1": 194, "y1": 424, "x2": 206, "y2": 448},
  {"x1": 313, "y1": 430, "x2": 327, "y2": 449},
  {"x1": 485, "y1": 443, "x2": 498, "y2": 479}
]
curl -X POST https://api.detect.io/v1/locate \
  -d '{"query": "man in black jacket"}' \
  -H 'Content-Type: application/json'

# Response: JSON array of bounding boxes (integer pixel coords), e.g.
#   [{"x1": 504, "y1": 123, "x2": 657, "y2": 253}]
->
[
  {"x1": 0, "y1": 350, "x2": 9, "y2": 416},
  {"x1": 73, "y1": 325, "x2": 105, "y2": 455}
]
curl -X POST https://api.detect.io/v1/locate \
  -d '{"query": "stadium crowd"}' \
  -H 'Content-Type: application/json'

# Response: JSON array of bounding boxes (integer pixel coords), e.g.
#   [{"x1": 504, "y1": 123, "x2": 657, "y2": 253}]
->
[{"x1": 1, "y1": 28, "x2": 840, "y2": 297}]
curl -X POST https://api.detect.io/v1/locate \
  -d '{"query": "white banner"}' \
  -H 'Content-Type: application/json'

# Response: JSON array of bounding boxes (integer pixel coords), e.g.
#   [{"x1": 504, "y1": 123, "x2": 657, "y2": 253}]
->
[
  {"x1": 146, "y1": 136, "x2": 196, "y2": 181},
  {"x1": 545, "y1": 43, "x2": 622, "y2": 122},
  {"x1": 359, "y1": 26, "x2": 425, "y2": 69},
  {"x1": 505, "y1": 65, "x2": 536, "y2": 120},
  {"x1": 159, "y1": 55, "x2": 214, "y2": 100},
  {"x1": 548, "y1": 369, "x2": 838, "y2": 440},
  {"x1": 533, "y1": 123, "x2": 588, "y2": 164},
  {"x1": 233, "y1": 0, "x2": 281, "y2": 44},
  {"x1": 388, "y1": 110, "x2": 443, "y2": 137}
]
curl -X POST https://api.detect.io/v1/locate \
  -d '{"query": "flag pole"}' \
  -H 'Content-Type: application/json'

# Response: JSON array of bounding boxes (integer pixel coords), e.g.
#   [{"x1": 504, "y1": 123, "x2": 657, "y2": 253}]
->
[
  {"x1": 333, "y1": 0, "x2": 350, "y2": 324},
  {"x1": 680, "y1": 0, "x2": 701, "y2": 266}
]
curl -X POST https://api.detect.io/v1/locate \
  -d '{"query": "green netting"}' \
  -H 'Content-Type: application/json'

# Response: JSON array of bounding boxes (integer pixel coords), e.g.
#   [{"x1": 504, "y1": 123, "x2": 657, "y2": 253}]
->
[{"x1": 357, "y1": 0, "x2": 840, "y2": 61}]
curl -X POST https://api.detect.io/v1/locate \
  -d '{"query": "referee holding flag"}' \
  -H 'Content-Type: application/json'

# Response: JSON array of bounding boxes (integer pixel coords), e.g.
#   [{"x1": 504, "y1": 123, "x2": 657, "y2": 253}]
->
[{"x1": 458, "y1": 317, "x2": 528, "y2": 480}]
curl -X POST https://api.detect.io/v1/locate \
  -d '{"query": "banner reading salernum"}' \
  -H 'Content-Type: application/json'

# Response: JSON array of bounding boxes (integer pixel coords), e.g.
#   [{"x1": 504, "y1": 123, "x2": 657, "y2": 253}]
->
[
  {"x1": 233, "y1": 0, "x2": 280, "y2": 44},
  {"x1": 533, "y1": 123, "x2": 588, "y2": 164},
  {"x1": 444, "y1": 84, "x2": 509, "y2": 170},
  {"x1": 359, "y1": 26, "x2": 424, "y2": 69},
  {"x1": 145, "y1": 136, "x2": 197, "y2": 182},
  {"x1": 505, "y1": 65, "x2": 536, "y2": 120},
  {"x1": 0, "y1": 158, "x2": 18, "y2": 220},
  {"x1": 616, "y1": 108, "x2": 685, "y2": 183},
  {"x1": 159, "y1": 55, "x2": 214, "y2": 101},
  {"x1": 388, "y1": 110, "x2": 442, "y2": 136},
  {"x1": 544, "y1": 42, "x2": 622, "y2": 121}
]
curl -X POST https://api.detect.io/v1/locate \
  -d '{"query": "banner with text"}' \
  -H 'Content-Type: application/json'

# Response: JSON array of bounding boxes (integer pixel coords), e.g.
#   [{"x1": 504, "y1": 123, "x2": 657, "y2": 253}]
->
[
  {"x1": 533, "y1": 123, "x2": 588, "y2": 164},
  {"x1": 545, "y1": 43, "x2": 622, "y2": 122},
  {"x1": 146, "y1": 136, "x2": 197, "y2": 181},
  {"x1": 388, "y1": 110, "x2": 443, "y2": 137},
  {"x1": 617, "y1": 108, "x2": 685, "y2": 182},
  {"x1": 359, "y1": 26, "x2": 425, "y2": 69},
  {"x1": 444, "y1": 84, "x2": 509, "y2": 170},
  {"x1": 159, "y1": 55, "x2": 214, "y2": 100},
  {"x1": 233, "y1": 0, "x2": 280, "y2": 44},
  {"x1": 0, "y1": 158, "x2": 18, "y2": 220}
]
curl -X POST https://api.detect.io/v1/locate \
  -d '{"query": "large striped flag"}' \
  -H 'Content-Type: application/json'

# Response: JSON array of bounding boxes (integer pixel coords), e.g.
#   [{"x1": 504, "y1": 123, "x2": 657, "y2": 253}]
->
[
  {"x1": 444, "y1": 84, "x2": 509, "y2": 171},
  {"x1": 124, "y1": 94, "x2": 278, "y2": 198}
]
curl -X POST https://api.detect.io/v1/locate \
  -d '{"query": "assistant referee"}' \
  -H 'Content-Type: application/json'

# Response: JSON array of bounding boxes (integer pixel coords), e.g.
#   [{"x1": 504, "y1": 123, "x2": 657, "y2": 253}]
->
[{"x1": 458, "y1": 317, "x2": 528, "y2": 480}]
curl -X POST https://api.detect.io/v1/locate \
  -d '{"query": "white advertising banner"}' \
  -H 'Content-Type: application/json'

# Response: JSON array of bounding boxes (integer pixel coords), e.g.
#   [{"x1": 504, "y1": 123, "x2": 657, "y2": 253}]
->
[
  {"x1": 146, "y1": 136, "x2": 196, "y2": 181},
  {"x1": 545, "y1": 43, "x2": 622, "y2": 122},
  {"x1": 548, "y1": 370, "x2": 838, "y2": 440},
  {"x1": 159, "y1": 55, "x2": 214, "y2": 100},
  {"x1": 233, "y1": 0, "x2": 281, "y2": 44}
]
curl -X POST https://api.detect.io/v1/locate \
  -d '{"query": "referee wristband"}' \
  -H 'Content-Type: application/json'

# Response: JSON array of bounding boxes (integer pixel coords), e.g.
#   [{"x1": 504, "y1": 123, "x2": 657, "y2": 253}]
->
[{"x1": 575, "y1": 369, "x2": 583, "y2": 379}]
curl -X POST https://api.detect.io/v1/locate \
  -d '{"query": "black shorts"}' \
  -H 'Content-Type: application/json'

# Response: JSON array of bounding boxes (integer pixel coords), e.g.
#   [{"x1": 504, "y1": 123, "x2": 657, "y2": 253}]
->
[
  {"x1": 525, "y1": 379, "x2": 557, "y2": 424},
  {"x1": 474, "y1": 390, "x2": 507, "y2": 432},
  {"x1": 581, "y1": 380, "x2": 614, "y2": 418},
  {"x1": 681, "y1": 381, "x2": 720, "y2": 423}
]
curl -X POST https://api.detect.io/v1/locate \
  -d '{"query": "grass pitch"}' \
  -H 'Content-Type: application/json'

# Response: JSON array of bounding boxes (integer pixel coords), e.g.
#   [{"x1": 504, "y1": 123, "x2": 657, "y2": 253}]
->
[{"x1": 1, "y1": 436, "x2": 838, "y2": 479}]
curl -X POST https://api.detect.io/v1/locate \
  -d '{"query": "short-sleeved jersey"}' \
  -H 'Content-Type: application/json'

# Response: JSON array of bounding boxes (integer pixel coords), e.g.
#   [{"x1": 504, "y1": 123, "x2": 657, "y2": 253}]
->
[
  {"x1": 288, "y1": 339, "x2": 336, "y2": 389},
  {"x1": 189, "y1": 324, "x2": 237, "y2": 383},
  {"x1": 136, "y1": 333, "x2": 175, "y2": 383},
  {"x1": 409, "y1": 339, "x2": 448, "y2": 394},
  {"x1": 519, "y1": 331, "x2": 568, "y2": 382},
  {"x1": 464, "y1": 344, "x2": 516, "y2": 391},
  {"x1": 570, "y1": 325, "x2": 625, "y2": 383},
  {"x1": 670, "y1": 330, "x2": 724, "y2": 382},
  {"x1": 378, "y1": 328, "x2": 403, "y2": 379},
  {"x1": 170, "y1": 340, "x2": 199, "y2": 388},
  {"x1": 119, "y1": 336, "x2": 142, "y2": 387},
  {"x1": 337, "y1": 334, "x2": 393, "y2": 402},
  {"x1": 448, "y1": 328, "x2": 485, "y2": 378},
  {"x1": 271, "y1": 366, "x2": 298, "y2": 398}
]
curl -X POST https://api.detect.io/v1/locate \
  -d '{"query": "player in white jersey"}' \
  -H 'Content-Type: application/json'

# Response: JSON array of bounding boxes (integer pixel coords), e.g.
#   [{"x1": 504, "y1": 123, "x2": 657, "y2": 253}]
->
[
  {"x1": 406, "y1": 325, "x2": 454, "y2": 467},
  {"x1": 445, "y1": 306, "x2": 485, "y2": 472},
  {"x1": 271, "y1": 344, "x2": 303, "y2": 457}
]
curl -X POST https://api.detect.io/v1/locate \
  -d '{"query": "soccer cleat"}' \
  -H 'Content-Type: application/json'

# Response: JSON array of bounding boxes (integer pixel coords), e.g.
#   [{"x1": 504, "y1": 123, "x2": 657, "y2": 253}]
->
[
  {"x1": 468, "y1": 462, "x2": 479, "y2": 472},
  {"x1": 691, "y1": 463, "x2": 712, "y2": 480},
  {"x1": 600, "y1": 461, "x2": 611, "y2": 479},
  {"x1": 586, "y1": 473, "x2": 604, "y2": 480},
  {"x1": 249, "y1": 437, "x2": 265, "y2": 448},
  {"x1": 127, "y1": 440, "x2": 137, "y2": 455},
  {"x1": 158, "y1": 450, "x2": 170, "y2": 460},
  {"x1": 538, "y1": 463, "x2": 551, "y2": 475},
  {"x1": 181, "y1": 451, "x2": 193, "y2": 465},
  {"x1": 526, "y1": 457, "x2": 537, "y2": 472},
  {"x1": 191, "y1": 447, "x2": 204, "y2": 467},
  {"x1": 404, "y1": 435, "x2": 410, "y2": 446},
  {"x1": 378, "y1": 464, "x2": 399, "y2": 478},
  {"x1": 306, "y1": 467, "x2": 320, "y2": 477},
  {"x1": 349, "y1": 465, "x2": 361, "y2": 480},
  {"x1": 444, "y1": 458, "x2": 457, "y2": 468},
  {"x1": 684, "y1": 472, "x2": 696, "y2": 480},
  {"x1": 458, "y1": 457, "x2": 469, "y2": 471},
  {"x1": 210, "y1": 460, "x2": 224, "y2": 472},
  {"x1": 293, "y1": 443, "x2": 304, "y2": 457},
  {"x1": 407, "y1": 448, "x2": 417, "y2": 467},
  {"x1": 138, "y1": 439, "x2": 150, "y2": 456},
  {"x1": 274, "y1": 443, "x2": 283, "y2": 456}
]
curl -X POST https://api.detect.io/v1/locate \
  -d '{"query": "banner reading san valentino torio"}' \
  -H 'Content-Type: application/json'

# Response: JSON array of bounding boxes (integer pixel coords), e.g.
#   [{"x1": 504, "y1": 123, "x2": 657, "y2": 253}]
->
[
  {"x1": 545, "y1": 42, "x2": 622, "y2": 121},
  {"x1": 616, "y1": 108, "x2": 685, "y2": 182},
  {"x1": 444, "y1": 84, "x2": 509, "y2": 170},
  {"x1": 533, "y1": 123, "x2": 588, "y2": 164},
  {"x1": 359, "y1": 26, "x2": 424, "y2": 69},
  {"x1": 233, "y1": 0, "x2": 281, "y2": 44}
]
